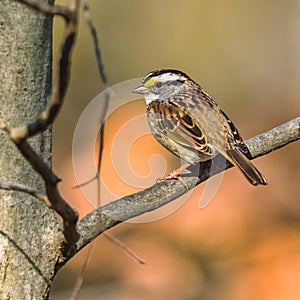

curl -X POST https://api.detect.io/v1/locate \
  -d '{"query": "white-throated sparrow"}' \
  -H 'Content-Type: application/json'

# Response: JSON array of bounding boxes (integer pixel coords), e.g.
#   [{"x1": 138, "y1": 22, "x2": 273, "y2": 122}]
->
[{"x1": 133, "y1": 69, "x2": 267, "y2": 186}]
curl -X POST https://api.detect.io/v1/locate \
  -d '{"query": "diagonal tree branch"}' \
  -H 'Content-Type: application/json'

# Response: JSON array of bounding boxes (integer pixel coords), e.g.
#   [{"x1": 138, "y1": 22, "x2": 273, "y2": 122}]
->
[
  {"x1": 60, "y1": 117, "x2": 300, "y2": 264},
  {"x1": 245, "y1": 118, "x2": 300, "y2": 158}
]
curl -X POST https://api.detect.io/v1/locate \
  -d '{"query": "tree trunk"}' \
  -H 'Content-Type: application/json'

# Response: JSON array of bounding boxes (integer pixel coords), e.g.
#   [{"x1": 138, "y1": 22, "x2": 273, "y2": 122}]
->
[{"x1": 0, "y1": 1, "x2": 60, "y2": 299}]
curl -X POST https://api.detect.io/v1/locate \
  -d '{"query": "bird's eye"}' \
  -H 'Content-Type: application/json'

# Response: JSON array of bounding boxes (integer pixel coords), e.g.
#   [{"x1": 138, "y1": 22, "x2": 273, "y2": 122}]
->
[{"x1": 155, "y1": 82, "x2": 163, "y2": 88}]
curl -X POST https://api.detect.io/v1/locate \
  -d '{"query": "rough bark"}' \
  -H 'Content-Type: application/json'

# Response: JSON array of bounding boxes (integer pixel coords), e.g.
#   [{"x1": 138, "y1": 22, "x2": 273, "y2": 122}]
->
[{"x1": 0, "y1": 1, "x2": 61, "y2": 299}]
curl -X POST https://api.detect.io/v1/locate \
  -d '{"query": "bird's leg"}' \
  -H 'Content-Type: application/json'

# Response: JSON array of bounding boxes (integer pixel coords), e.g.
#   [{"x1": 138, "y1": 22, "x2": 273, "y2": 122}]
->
[
  {"x1": 157, "y1": 163, "x2": 190, "y2": 190},
  {"x1": 165, "y1": 163, "x2": 191, "y2": 179}
]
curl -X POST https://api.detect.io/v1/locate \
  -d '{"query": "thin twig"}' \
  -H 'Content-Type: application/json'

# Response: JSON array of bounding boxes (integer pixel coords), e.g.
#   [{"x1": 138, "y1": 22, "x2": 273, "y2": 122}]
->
[
  {"x1": 82, "y1": 0, "x2": 109, "y2": 88},
  {"x1": 73, "y1": 174, "x2": 98, "y2": 189},
  {"x1": 69, "y1": 241, "x2": 96, "y2": 300},
  {"x1": 0, "y1": 180, "x2": 49, "y2": 205},
  {"x1": 104, "y1": 233, "x2": 146, "y2": 265},
  {"x1": 75, "y1": 0, "x2": 112, "y2": 191}
]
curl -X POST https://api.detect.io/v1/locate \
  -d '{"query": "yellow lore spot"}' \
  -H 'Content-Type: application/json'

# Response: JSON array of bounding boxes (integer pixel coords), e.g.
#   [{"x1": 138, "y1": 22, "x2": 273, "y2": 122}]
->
[{"x1": 144, "y1": 78, "x2": 157, "y2": 87}]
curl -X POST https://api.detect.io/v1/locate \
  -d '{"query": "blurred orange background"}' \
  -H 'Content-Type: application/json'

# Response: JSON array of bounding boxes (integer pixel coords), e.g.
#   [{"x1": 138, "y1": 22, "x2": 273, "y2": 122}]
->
[{"x1": 51, "y1": 0, "x2": 300, "y2": 299}]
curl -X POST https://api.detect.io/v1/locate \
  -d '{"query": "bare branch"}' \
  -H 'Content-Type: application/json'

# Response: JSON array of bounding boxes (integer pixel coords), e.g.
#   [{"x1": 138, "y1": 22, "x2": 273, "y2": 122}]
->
[
  {"x1": 0, "y1": 181, "x2": 49, "y2": 205},
  {"x1": 104, "y1": 233, "x2": 146, "y2": 265},
  {"x1": 82, "y1": 0, "x2": 109, "y2": 88},
  {"x1": 63, "y1": 117, "x2": 300, "y2": 263},
  {"x1": 84, "y1": 3, "x2": 111, "y2": 178},
  {"x1": 76, "y1": 0, "x2": 112, "y2": 191},
  {"x1": 245, "y1": 117, "x2": 300, "y2": 158}
]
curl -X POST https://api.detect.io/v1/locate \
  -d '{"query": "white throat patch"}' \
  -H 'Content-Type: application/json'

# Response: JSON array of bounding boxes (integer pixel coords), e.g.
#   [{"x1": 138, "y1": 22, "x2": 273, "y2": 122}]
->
[{"x1": 144, "y1": 93, "x2": 159, "y2": 105}]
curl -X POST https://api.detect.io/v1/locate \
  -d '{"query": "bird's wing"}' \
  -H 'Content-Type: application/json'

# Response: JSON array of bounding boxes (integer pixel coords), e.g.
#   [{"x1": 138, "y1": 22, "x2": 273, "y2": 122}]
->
[
  {"x1": 148, "y1": 101, "x2": 213, "y2": 157},
  {"x1": 219, "y1": 110, "x2": 251, "y2": 157}
]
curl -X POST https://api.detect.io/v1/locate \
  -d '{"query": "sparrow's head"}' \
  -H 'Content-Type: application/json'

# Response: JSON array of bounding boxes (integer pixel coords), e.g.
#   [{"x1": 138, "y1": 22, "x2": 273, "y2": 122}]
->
[{"x1": 133, "y1": 69, "x2": 190, "y2": 105}]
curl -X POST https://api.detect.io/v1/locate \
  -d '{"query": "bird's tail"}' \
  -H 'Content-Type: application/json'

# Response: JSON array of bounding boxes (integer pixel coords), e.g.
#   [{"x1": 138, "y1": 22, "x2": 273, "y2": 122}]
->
[{"x1": 226, "y1": 149, "x2": 267, "y2": 186}]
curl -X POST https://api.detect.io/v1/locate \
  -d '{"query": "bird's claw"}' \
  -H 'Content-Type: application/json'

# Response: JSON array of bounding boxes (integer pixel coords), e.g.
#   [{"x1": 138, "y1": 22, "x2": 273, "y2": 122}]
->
[{"x1": 156, "y1": 169, "x2": 189, "y2": 191}]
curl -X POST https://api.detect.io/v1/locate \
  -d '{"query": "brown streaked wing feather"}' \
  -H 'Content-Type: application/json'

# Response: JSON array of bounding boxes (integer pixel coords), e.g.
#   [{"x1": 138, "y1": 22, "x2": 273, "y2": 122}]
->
[
  {"x1": 187, "y1": 85, "x2": 251, "y2": 156},
  {"x1": 219, "y1": 110, "x2": 244, "y2": 143},
  {"x1": 220, "y1": 110, "x2": 251, "y2": 157},
  {"x1": 174, "y1": 114, "x2": 212, "y2": 156},
  {"x1": 149, "y1": 101, "x2": 212, "y2": 156}
]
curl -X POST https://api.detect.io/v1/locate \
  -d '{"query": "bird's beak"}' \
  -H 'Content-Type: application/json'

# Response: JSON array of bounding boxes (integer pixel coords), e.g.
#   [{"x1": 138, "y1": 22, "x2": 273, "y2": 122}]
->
[{"x1": 132, "y1": 85, "x2": 149, "y2": 95}]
